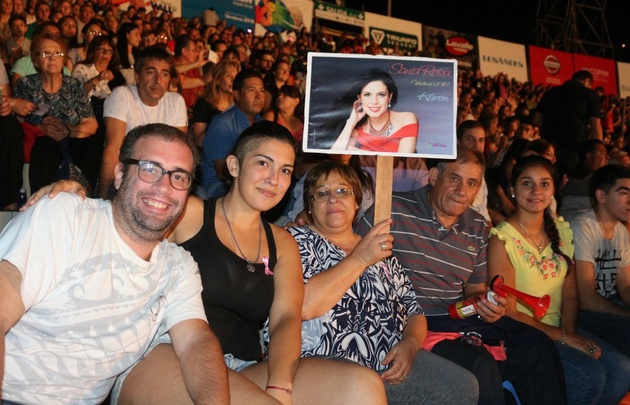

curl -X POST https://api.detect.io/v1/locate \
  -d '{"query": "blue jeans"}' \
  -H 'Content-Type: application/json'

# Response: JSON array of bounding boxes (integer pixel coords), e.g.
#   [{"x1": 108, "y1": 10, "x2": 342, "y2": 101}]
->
[
  {"x1": 383, "y1": 350, "x2": 479, "y2": 405},
  {"x1": 2, "y1": 401, "x2": 23, "y2": 405},
  {"x1": 579, "y1": 309, "x2": 630, "y2": 360},
  {"x1": 558, "y1": 329, "x2": 630, "y2": 405}
]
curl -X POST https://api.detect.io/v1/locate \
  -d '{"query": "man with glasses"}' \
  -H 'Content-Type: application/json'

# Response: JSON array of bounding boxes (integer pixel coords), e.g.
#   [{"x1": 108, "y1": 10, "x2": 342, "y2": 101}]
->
[
  {"x1": 100, "y1": 45, "x2": 187, "y2": 199},
  {"x1": 0, "y1": 123, "x2": 229, "y2": 404}
]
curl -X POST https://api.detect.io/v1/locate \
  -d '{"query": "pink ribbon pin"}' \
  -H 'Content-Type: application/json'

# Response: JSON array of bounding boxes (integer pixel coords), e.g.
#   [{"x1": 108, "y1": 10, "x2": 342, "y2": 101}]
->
[{"x1": 263, "y1": 256, "x2": 273, "y2": 275}]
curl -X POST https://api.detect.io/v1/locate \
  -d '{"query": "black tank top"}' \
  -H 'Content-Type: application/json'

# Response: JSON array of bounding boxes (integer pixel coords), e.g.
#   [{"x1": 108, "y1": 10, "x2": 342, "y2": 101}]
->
[{"x1": 179, "y1": 198, "x2": 277, "y2": 361}]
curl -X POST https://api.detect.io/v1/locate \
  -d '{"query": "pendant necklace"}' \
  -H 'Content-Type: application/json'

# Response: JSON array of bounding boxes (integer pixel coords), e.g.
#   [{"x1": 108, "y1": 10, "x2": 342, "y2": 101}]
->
[
  {"x1": 368, "y1": 112, "x2": 393, "y2": 137},
  {"x1": 221, "y1": 198, "x2": 262, "y2": 272},
  {"x1": 517, "y1": 220, "x2": 545, "y2": 253}
]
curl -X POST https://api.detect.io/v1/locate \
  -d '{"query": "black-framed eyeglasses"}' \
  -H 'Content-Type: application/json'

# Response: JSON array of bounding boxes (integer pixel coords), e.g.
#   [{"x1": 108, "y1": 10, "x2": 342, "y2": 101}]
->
[
  {"x1": 122, "y1": 159, "x2": 193, "y2": 190},
  {"x1": 310, "y1": 188, "x2": 353, "y2": 202}
]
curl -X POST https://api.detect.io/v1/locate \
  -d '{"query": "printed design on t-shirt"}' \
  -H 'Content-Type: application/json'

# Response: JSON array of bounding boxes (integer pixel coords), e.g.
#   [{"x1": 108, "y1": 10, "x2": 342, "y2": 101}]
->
[{"x1": 594, "y1": 248, "x2": 622, "y2": 298}]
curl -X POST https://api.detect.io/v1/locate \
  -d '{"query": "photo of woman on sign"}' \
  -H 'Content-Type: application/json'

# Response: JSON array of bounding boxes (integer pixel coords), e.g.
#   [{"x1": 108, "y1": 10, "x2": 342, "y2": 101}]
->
[{"x1": 329, "y1": 68, "x2": 419, "y2": 153}]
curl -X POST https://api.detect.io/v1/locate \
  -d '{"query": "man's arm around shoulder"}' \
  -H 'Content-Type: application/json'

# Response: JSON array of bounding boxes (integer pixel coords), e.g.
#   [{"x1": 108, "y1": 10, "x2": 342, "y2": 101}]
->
[{"x1": 169, "y1": 319, "x2": 229, "y2": 404}]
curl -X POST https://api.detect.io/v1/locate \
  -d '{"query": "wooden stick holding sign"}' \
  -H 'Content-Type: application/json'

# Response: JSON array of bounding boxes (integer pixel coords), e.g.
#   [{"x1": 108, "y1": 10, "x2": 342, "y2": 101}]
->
[{"x1": 374, "y1": 155, "x2": 394, "y2": 233}]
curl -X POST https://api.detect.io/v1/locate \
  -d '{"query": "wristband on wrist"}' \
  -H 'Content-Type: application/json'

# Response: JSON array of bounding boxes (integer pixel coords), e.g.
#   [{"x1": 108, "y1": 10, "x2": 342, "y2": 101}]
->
[
  {"x1": 266, "y1": 385, "x2": 292, "y2": 395},
  {"x1": 558, "y1": 327, "x2": 566, "y2": 345}
]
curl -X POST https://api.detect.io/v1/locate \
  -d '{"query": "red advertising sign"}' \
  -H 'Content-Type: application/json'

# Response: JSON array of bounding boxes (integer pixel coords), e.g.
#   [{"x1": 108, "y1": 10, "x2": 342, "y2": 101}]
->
[
  {"x1": 529, "y1": 46, "x2": 574, "y2": 87},
  {"x1": 573, "y1": 54, "x2": 618, "y2": 95}
]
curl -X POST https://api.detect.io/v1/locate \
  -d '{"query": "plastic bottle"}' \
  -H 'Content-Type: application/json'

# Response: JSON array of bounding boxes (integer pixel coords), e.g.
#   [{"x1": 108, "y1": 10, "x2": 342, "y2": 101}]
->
[{"x1": 448, "y1": 290, "x2": 498, "y2": 319}]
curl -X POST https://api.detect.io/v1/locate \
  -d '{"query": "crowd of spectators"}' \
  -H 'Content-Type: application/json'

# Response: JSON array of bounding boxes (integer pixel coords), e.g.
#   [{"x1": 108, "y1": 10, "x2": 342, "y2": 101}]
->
[
  {"x1": 0, "y1": 0, "x2": 628, "y2": 209},
  {"x1": 0, "y1": 0, "x2": 629, "y2": 212},
  {"x1": 4, "y1": 2, "x2": 630, "y2": 404}
]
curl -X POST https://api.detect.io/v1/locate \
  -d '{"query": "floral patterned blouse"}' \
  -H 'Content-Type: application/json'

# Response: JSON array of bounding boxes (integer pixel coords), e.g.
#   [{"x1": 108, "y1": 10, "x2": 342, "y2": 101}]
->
[
  {"x1": 490, "y1": 218, "x2": 574, "y2": 327},
  {"x1": 288, "y1": 226, "x2": 422, "y2": 371}
]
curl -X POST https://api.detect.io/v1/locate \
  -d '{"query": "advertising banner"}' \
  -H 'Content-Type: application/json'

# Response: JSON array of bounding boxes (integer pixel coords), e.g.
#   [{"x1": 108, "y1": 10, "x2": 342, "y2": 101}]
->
[
  {"x1": 255, "y1": 0, "x2": 313, "y2": 34},
  {"x1": 529, "y1": 45, "x2": 574, "y2": 87},
  {"x1": 304, "y1": 53, "x2": 457, "y2": 158},
  {"x1": 422, "y1": 25, "x2": 478, "y2": 73},
  {"x1": 618, "y1": 62, "x2": 630, "y2": 99},
  {"x1": 573, "y1": 54, "x2": 618, "y2": 95},
  {"x1": 478, "y1": 36, "x2": 528, "y2": 82},
  {"x1": 314, "y1": 1, "x2": 364, "y2": 27},
  {"x1": 203, "y1": 0, "x2": 255, "y2": 31},
  {"x1": 364, "y1": 12, "x2": 421, "y2": 52}
]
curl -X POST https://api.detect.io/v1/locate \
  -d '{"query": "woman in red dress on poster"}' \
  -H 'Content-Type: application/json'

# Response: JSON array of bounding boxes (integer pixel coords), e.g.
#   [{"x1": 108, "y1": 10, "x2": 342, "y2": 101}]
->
[{"x1": 331, "y1": 68, "x2": 418, "y2": 153}]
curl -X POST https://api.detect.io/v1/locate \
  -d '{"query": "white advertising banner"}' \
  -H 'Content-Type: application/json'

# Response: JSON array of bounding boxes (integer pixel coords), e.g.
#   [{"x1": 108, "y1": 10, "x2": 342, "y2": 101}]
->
[
  {"x1": 478, "y1": 36, "x2": 528, "y2": 82},
  {"x1": 364, "y1": 12, "x2": 421, "y2": 52},
  {"x1": 618, "y1": 62, "x2": 630, "y2": 99}
]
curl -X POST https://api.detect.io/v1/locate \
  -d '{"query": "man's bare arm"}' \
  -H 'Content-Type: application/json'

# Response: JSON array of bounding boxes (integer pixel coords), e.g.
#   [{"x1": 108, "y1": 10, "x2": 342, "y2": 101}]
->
[{"x1": 170, "y1": 319, "x2": 229, "y2": 404}]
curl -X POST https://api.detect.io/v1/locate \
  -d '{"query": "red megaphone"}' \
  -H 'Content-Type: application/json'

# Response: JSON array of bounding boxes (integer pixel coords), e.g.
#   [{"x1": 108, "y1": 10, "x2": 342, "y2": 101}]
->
[{"x1": 490, "y1": 275, "x2": 551, "y2": 319}]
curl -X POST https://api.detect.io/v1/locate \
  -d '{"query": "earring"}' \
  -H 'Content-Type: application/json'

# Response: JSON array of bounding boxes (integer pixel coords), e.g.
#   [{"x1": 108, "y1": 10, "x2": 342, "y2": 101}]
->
[
  {"x1": 388, "y1": 102, "x2": 391, "y2": 109},
  {"x1": 511, "y1": 193, "x2": 515, "y2": 198}
]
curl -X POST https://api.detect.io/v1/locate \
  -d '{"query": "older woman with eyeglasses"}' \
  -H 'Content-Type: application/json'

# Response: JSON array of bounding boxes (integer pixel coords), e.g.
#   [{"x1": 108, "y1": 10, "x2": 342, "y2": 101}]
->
[
  {"x1": 13, "y1": 32, "x2": 97, "y2": 192},
  {"x1": 283, "y1": 160, "x2": 479, "y2": 405}
]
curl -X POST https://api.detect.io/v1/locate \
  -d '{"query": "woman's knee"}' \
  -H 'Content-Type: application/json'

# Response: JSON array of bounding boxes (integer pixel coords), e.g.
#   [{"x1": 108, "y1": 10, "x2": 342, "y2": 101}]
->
[
  {"x1": 118, "y1": 344, "x2": 192, "y2": 405},
  {"x1": 293, "y1": 358, "x2": 386, "y2": 405}
]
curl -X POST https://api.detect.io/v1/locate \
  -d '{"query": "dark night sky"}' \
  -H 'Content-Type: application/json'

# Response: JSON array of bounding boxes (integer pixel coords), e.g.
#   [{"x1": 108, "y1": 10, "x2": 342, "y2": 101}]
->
[{"x1": 343, "y1": 0, "x2": 630, "y2": 63}]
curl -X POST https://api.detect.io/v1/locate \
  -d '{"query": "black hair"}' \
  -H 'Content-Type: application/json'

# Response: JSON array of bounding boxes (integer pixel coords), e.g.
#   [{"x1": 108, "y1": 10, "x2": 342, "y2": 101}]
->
[
  {"x1": 572, "y1": 70, "x2": 593, "y2": 83},
  {"x1": 134, "y1": 44, "x2": 174, "y2": 74},
  {"x1": 311, "y1": 67, "x2": 398, "y2": 148},
  {"x1": 232, "y1": 68, "x2": 262, "y2": 92},
  {"x1": 79, "y1": 35, "x2": 119, "y2": 71},
  {"x1": 511, "y1": 155, "x2": 571, "y2": 266},
  {"x1": 173, "y1": 34, "x2": 191, "y2": 57},
  {"x1": 116, "y1": 22, "x2": 140, "y2": 69},
  {"x1": 578, "y1": 139, "x2": 605, "y2": 161},
  {"x1": 588, "y1": 164, "x2": 630, "y2": 208},
  {"x1": 456, "y1": 120, "x2": 484, "y2": 141},
  {"x1": 231, "y1": 121, "x2": 296, "y2": 165}
]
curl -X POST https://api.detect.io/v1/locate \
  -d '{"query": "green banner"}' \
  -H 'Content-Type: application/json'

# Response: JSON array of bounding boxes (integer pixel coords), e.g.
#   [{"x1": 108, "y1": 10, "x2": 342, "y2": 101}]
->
[
  {"x1": 369, "y1": 27, "x2": 419, "y2": 51},
  {"x1": 314, "y1": 1, "x2": 364, "y2": 27}
]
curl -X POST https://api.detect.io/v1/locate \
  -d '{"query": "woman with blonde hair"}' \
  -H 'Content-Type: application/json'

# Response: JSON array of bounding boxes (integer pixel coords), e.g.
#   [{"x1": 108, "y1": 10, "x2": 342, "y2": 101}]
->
[{"x1": 190, "y1": 59, "x2": 240, "y2": 147}]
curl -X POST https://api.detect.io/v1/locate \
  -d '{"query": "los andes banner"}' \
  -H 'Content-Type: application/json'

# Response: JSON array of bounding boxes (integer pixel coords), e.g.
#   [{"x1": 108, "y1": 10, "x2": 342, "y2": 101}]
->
[
  {"x1": 529, "y1": 46, "x2": 574, "y2": 87},
  {"x1": 573, "y1": 54, "x2": 618, "y2": 95},
  {"x1": 478, "y1": 36, "x2": 528, "y2": 83}
]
